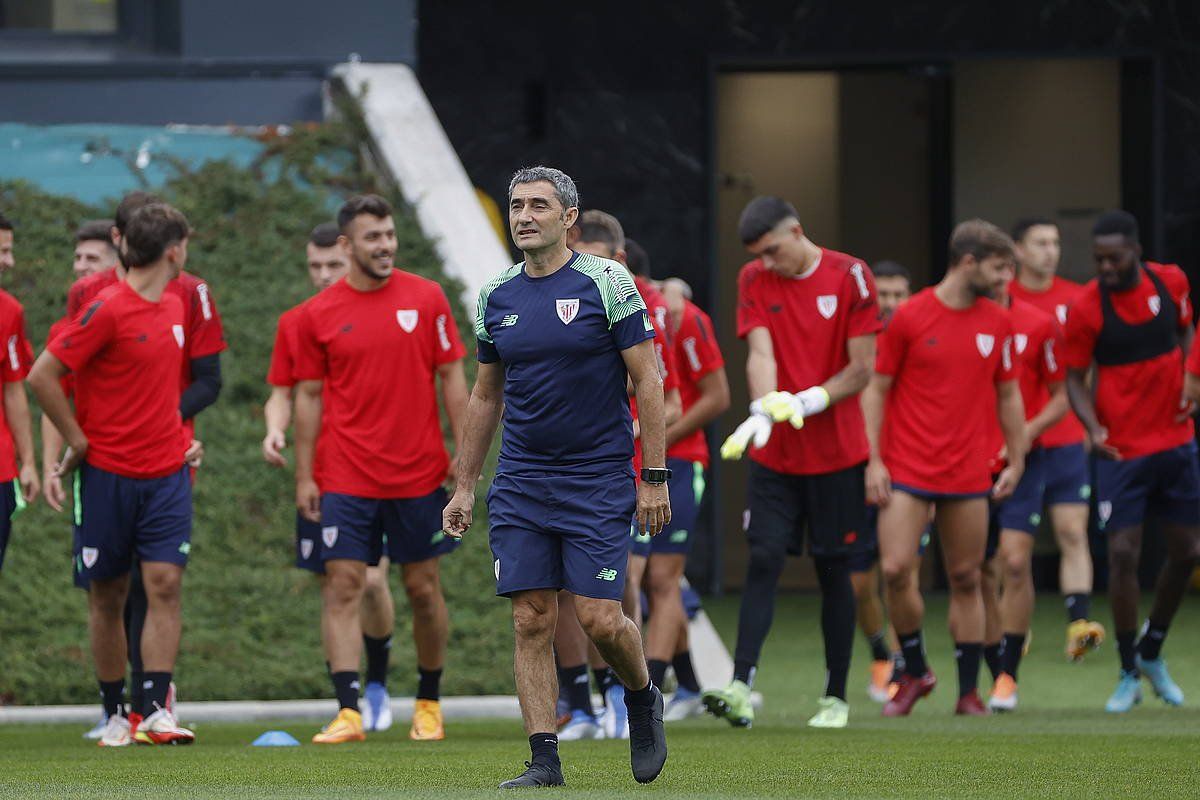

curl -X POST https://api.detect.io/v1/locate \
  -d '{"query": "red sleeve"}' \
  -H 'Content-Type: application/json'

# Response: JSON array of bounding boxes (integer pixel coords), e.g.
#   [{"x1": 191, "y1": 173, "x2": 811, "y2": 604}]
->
[
  {"x1": 846, "y1": 261, "x2": 883, "y2": 338},
  {"x1": 1063, "y1": 292, "x2": 1100, "y2": 370},
  {"x1": 0, "y1": 303, "x2": 31, "y2": 382},
  {"x1": 266, "y1": 311, "x2": 296, "y2": 387},
  {"x1": 1040, "y1": 317, "x2": 1064, "y2": 384},
  {"x1": 1188, "y1": 324, "x2": 1200, "y2": 377},
  {"x1": 291, "y1": 305, "x2": 327, "y2": 382},
  {"x1": 654, "y1": 322, "x2": 679, "y2": 392},
  {"x1": 678, "y1": 307, "x2": 725, "y2": 379},
  {"x1": 996, "y1": 315, "x2": 1017, "y2": 383},
  {"x1": 874, "y1": 308, "x2": 909, "y2": 376},
  {"x1": 736, "y1": 264, "x2": 768, "y2": 338},
  {"x1": 1164, "y1": 265, "x2": 1193, "y2": 330},
  {"x1": 48, "y1": 299, "x2": 116, "y2": 372},
  {"x1": 431, "y1": 286, "x2": 466, "y2": 365},
  {"x1": 187, "y1": 281, "x2": 227, "y2": 358}
]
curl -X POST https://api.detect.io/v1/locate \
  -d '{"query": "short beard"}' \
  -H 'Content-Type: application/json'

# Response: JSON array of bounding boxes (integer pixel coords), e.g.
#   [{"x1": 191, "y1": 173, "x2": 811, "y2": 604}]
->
[{"x1": 969, "y1": 281, "x2": 993, "y2": 299}]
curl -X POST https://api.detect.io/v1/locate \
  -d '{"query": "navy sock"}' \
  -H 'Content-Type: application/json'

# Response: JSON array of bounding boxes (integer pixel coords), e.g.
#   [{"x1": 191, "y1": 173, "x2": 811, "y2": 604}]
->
[
  {"x1": 128, "y1": 670, "x2": 145, "y2": 716},
  {"x1": 647, "y1": 659, "x2": 669, "y2": 690},
  {"x1": 529, "y1": 732, "x2": 560, "y2": 768},
  {"x1": 417, "y1": 667, "x2": 442, "y2": 701},
  {"x1": 732, "y1": 660, "x2": 756, "y2": 687},
  {"x1": 1137, "y1": 623, "x2": 1169, "y2": 662},
  {"x1": 363, "y1": 634, "x2": 391, "y2": 686},
  {"x1": 99, "y1": 679, "x2": 125, "y2": 719},
  {"x1": 672, "y1": 651, "x2": 700, "y2": 693},
  {"x1": 331, "y1": 671, "x2": 360, "y2": 711},
  {"x1": 983, "y1": 642, "x2": 1003, "y2": 681},
  {"x1": 1117, "y1": 631, "x2": 1138, "y2": 673},
  {"x1": 1002, "y1": 633, "x2": 1026, "y2": 681},
  {"x1": 890, "y1": 651, "x2": 906, "y2": 683},
  {"x1": 593, "y1": 666, "x2": 617, "y2": 700},
  {"x1": 1065, "y1": 593, "x2": 1090, "y2": 623},
  {"x1": 898, "y1": 630, "x2": 927, "y2": 677},
  {"x1": 141, "y1": 672, "x2": 171, "y2": 716},
  {"x1": 624, "y1": 681, "x2": 654, "y2": 707},
  {"x1": 558, "y1": 664, "x2": 593, "y2": 716},
  {"x1": 868, "y1": 631, "x2": 890, "y2": 663},
  {"x1": 954, "y1": 643, "x2": 982, "y2": 698}
]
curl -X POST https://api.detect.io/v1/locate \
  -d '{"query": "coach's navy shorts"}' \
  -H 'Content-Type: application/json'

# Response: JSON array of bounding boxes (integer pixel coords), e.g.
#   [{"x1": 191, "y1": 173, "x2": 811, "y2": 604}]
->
[
  {"x1": 1095, "y1": 442, "x2": 1200, "y2": 531},
  {"x1": 0, "y1": 480, "x2": 19, "y2": 573},
  {"x1": 316, "y1": 487, "x2": 457, "y2": 569},
  {"x1": 488, "y1": 469, "x2": 635, "y2": 602},
  {"x1": 996, "y1": 448, "x2": 1047, "y2": 535},
  {"x1": 72, "y1": 463, "x2": 192, "y2": 584},
  {"x1": 1042, "y1": 443, "x2": 1091, "y2": 506},
  {"x1": 650, "y1": 459, "x2": 703, "y2": 556}
]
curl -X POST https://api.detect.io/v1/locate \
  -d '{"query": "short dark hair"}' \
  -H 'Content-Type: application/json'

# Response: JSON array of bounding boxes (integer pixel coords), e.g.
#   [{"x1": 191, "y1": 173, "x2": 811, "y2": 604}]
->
[
  {"x1": 121, "y1": 204, "x2": 190, "y2": 268},
  {"x1": 948, "y1": 219, "x2": 1015, "y2": 267},
  {"x1": 576, "y1": 209, "x2": 625, "y2": 254},
  {"x1": 0, "y1": 212, "x2": 12, "y2": 232},
  {"x1": 625, "y1": 238, "x2": 650, "y2": 277},
  {"x1": 1010, "y1": 216, "x2": 1057, "y2": 243},
  {"x1": 114, "y1": 191, "x2": 163, "y2": 235},
  {"x1": 337, "y1": 194, "x2": 392, "y2": 232},
  {"x1": 738, "y1": 196, "x2": 799, "y2": 244},
  {"x1": 76, "y1": 219, "x2": 117, "y2": 246},
  {"x1": 309, "y1": 222, "x2": 341, "y2": 248},
  {"x1": 1092, "y1": 209, "x2": 1140, "y2": 243},
  {"x1": 872, "y1": 260, "x2": 910, "y2": 282}
]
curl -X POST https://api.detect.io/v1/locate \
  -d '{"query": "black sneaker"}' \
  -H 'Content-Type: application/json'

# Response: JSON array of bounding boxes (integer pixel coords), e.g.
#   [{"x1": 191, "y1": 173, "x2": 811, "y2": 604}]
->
[
  {"x1": 499, "y1": 760, "x2": 565, "y2": 789},
  {"x1": 625, "y1": 684, "x2": 668, "y2": 784}
]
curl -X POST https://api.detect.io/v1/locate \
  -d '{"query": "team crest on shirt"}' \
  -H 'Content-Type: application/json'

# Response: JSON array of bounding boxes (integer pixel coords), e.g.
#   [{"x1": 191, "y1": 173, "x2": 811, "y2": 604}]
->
[
  {"x1": 81, "y1": 547, "x2": 99, "y2": 569},
  {"x1": 975, "y1": 333, "x2": 995, "y2": 358},
  {"x1": 300, "y1": 539, "x2": 314, "y2": 560},
  {"x1": 556, "y1": 298, "x2": 580, "y2": 325},
  {"x1": 1148, "y1": 296, "x2": 1161, "y2": 316},
  {"x1": 396, "y1": 309, "x2": 419, "y2": 332},
  {"x1": 816, "y1": 295, "x2": 838, "y2": 320},
  {"x1": 1055, "y1": 304, "x2": 1068, "y2": 324},
  {"x1": 1014, "y1": 334, "x2": 1028, "y2": 354},
  {"x1": 322, "y1": 526, "x2": 338, "y2": 548},
  {"x1": 171, "y1": 324, "x2": 184, "y2": 348}
]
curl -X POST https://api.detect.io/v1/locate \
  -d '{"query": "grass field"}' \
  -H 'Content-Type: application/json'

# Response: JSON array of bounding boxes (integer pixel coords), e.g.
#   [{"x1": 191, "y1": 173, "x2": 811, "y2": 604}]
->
[{"x1": 3, "y1": 592, "x2": 1199, "y2": 799}]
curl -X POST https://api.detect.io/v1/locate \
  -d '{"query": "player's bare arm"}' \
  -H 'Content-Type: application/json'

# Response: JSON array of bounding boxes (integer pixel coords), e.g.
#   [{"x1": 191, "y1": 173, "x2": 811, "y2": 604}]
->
[
  {"x1": 262, "y1": 385, "x2": 292, "y2": 467},
  {"x1": 992, "y1": 379, "x2": 1028, "y2": 500},
  {"x1": 3, "y1": 379, "x2": 38, "y2": 503},
  {"x1": 40, "y1": 414, "x2": 66, "y2": 510},
  {"x1": 442, "y1": 359, "x2": 505, "y2": 538},
  {"x1": 1176, "y1": 323, "x2": 1196, "y2": 419},
  {"x1": 292, "y1": 378, "x2": 323, "y2": 522},
  {"x1": 28, "y1": 351, "x2": 88, "y2": 479},
  {"x1": 861, "y1": 371, "x2": 892, "y2": 507},
  {"x1": 623, "y1": 338, "x2": 671, "y2": 536},
  {"x1": 666, "y1": 368, "x2": 730, "y2": 447},
  {"x1": 436, "y1": 358, "x2": 469, "y2": 483},
  {"x1": 1024, "y1": 380, "x2": 1068, "y2": 444},
  {"x1": 1065, "y1": 366, "x2": 1119, "y2": 459}
]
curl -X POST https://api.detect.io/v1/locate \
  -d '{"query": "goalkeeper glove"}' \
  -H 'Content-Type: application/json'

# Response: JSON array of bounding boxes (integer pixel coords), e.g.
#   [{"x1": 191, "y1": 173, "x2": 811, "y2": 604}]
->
[
  {"x1": 760, "y1": 387, "x2": 830, "y2": 429},
  {"x1": 720, "y1": 400, "x2": 774, "y2": 460}
]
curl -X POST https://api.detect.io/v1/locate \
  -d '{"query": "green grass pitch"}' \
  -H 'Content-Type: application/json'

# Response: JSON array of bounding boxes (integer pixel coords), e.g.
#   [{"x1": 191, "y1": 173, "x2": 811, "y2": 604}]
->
[{"x1": 2, "y1": 593, "x2": 1198, "y2": 799}]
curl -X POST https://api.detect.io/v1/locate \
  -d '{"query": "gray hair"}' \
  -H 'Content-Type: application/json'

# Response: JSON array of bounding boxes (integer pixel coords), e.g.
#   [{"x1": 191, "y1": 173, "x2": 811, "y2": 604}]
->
[{"x1": 508, "y1": 165, "x2": 580, "y2": 211}]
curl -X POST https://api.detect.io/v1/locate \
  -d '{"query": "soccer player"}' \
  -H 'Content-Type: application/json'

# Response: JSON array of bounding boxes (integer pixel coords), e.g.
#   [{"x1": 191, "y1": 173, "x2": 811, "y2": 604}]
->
[
  {"x1": 0, "y1": 212, "x2": 40, "y2": 575},
  {"x1": 1008, "y1": 217, "x2": 1105, "y2": 660},
  {"x1": 31, "y1": 203, "x2": 200, "y2": 747},
  {"x1": 1065, "y1": 210, "x2": 1200, "y2": 713},
  {"x1": 443, "y1": 166, "x2": 669, "y2": 788},
  {"x1": 293, "y1": 195, "x2": 467, "y2": 744},
  {"x1": 980, "y1": 260, "x2": 1068, "y2": 711},
  {"x1": 73, "y1": 220, "x2": 120, "y2": 278},
  {"x1": 706, "y1": 196, "x2": 880, "y2": 731},
  {"x1": 863, "y1": 219, "x2": 1026, "y2": 717},
  {"x1": 262, "y1": 222, "x2": 398, "y2": 732}
]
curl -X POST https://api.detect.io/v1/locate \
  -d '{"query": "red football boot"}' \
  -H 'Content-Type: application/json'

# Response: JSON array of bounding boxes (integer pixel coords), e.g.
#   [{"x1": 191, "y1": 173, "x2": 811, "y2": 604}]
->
[
  {"x1": 954, "y1": 689, "x2": 989, "y2": 716},
  {"x1": 882, "y1": 671, "x2": 937, "y2": 717}
]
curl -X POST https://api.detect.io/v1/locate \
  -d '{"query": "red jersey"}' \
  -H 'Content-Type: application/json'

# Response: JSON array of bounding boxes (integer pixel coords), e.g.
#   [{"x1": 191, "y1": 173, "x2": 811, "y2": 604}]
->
[
  {"x1": 0, "y1": 291, "x2": 32, "y2": 482},
  {"x1": 876, "y1": 289, "x2": 1017, "y2": 494},
  {"x1": 1063, "y1": 262, "x2": 1193, "y2": 459},
  {"x1": 666, "y1": 299, "x2": 725, "y2": 467},
  {"x1": 985, "y1": 298, "x2": 1062, "y2": 469},
  {"x1": 293, "y1": 272, "x2": 465, "y2": 498},
  {"x1": 631, "y1": 313, "x2": 679, "y2": 474},
  {"x1": 1009, "y1": 275, "x2": 1086, "y2": 447},
  {"x1": 49, "y1": 282, "x2": 187, "y2": 479},
  {"x1": 267, "y1": 303, "x2": 305, "y2": 389},
  {"x1": 46, "y1": 318, "x2": 75, "y2": 399},
  {"x1": 737, "y1": 249, "x2": 881, "y2": 476},
  {"x1": 635, "y1": 275, "x2": 670, "y2": 338}
]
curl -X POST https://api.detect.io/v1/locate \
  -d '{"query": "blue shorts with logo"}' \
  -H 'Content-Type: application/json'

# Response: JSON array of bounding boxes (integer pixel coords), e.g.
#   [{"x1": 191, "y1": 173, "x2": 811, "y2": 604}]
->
[
  {"x1": 652, "y1": 459, "x2": 704, "y2": 556},
  {"x1": 1094, "y1": 442, "x2": 1200, "y2": 531},
  {"x1": 848, "y1": 505, "x2": 932, "y2": 573},
  {"x1": 995, "y1": 447, "x2": 1048, "y2": 535},
  {"x1": 311, "y1": 487, "x2": 457, "y2": 570},
  {"x1": 1042, "y1": 443, "x2": 1091, "y2": 506},
  {"x1": 488, "y1": 469, "x2": 635, "y2": 602},
  {"x1": 72, "y1": 463, "x2": 192, "y2": 584},
  {"x1": 0, "y1": 480, "x2": 20, "y2": 573}
]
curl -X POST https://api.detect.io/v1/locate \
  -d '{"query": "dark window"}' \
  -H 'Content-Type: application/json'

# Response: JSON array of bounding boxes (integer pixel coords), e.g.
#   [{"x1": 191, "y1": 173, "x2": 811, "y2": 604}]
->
[{"x1": 0, "y1": 0, "x2": 117, "y2": 33}]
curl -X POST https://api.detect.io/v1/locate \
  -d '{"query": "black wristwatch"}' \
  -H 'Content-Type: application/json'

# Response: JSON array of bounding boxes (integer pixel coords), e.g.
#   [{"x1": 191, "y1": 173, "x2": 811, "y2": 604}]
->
[{"x1": 640, "y1": 467, "x2": 672, "y2": 485}]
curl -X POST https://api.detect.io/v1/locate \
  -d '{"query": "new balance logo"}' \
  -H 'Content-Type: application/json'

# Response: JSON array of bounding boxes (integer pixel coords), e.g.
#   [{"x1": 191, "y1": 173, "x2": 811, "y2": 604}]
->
[
  {"x1": 595, "y1": 568, "x2": 618, "y2": 582},
  {"x1": 670, "y1": 530, "x2": 688, "y2": 543},
  {"x1": 500, "y1": 314, "x2": 519, "y2": 327},
  {"x1": 430, "y1": 530, "x2": 445, "y2": 544},
  {"x1": 178, "y1": 542, "x2": 191, "y2": 555}
]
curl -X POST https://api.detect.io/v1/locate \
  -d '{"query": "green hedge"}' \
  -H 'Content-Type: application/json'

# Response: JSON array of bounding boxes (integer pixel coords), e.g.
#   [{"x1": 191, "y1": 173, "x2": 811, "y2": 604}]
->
[{"x1": 0, "y1": 120, "x2": 512, "y2": 705}]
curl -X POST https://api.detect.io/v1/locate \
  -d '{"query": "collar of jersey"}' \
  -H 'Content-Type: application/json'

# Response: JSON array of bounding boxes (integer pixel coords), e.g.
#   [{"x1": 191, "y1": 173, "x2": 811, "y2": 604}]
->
[
  {"x1": 790, "y1": 253, "x2": 822, "y2": 280},
  {"x1": 521, "y1": 250, "x2": 580, "y2": 282}
]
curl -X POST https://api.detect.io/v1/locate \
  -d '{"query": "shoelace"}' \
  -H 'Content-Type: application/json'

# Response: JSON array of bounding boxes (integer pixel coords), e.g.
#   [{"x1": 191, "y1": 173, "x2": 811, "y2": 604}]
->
[{"x1": 627, "y1": 704, "x2": 657, "y2": 753}]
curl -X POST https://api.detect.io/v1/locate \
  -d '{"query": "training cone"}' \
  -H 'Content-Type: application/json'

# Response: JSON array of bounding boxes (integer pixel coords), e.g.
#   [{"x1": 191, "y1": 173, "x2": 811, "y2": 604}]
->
[{"x1": 252, "y1": 730, "x2": 301, "y2": 747}]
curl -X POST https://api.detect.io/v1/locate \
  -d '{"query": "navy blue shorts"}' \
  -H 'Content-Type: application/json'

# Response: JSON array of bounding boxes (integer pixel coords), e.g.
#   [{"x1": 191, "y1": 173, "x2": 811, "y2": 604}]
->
[
  {"x1": 72, "y1": 463, "x2": 192, "y2": 584},
  {"x1": 650, "y1": 459, "x2": 704, "y2": 556},
  {"x1": 0, "y1": 480, "x2": 19, "y2": 573},
  {"x1": 1042, "y1": 443, "x2": 1091, "y2": 506},
  {"x1": 315, "y1": 487, "x2": 457, "y2": 569},
  {"x1": 295, "y1": 512, "x2": 325, "y2": 572},
  {"x1": 850, "y1": 505, "x2": 932, "y2": 572},
  {"x1": 1095, "y1": 442, "x2": 1200, "y2": 531},
  {"x1": 996, "y1": 448, "x2": 1047, "y2": 535},
  {"x1": 488, "y1": 470, "x2": 635, "y2": 601}
]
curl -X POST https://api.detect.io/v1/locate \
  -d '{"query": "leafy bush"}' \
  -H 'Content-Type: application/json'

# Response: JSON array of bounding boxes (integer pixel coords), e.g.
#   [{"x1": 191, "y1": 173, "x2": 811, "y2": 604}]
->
[{"x1": 0, "y1": 119, "x2": 510, "y2": 704}]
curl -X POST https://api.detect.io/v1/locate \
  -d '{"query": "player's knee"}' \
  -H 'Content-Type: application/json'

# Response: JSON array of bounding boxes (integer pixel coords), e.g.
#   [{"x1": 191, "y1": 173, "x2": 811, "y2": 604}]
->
[
  {"x1": 324, "y1": 567, "x2": 364, "y2": 608},
  {"x1": 746, "y1": 542, "x2": 785, "y2": 580},
  {"x1": 89, "y1": 586, "x2": 125, "y2": 617},
  {"x1": 363, "y1": 566, "x2": 390, "y2": 598},
  {"x1": 403, "y1": 574, "x2": 441, "y2": 614},
  {"x1": 1056, "y1": 526, "x2": 1087, "y2": 552},
  {"x1": 140, "y1": 569, "x2": 182, "y2": 605},
  {"x1": 577, "y1": 602, "x2": 623, "y2": 644},
  {"x1": 512, "y1": 600, "x2": 555, "y2": 642},
  {"x1": 946, "y1": 563, "x2": 980, "y2": 594},
  {"x1": 881, "y1": 558, "x2": 913, "y2": 588},
  {"x1": 1108, "y1": 540, "x2": 1139, "y2": 574},
  {"x1": 1002, "y1": 551, "x2": 1030, "y2": 584}
]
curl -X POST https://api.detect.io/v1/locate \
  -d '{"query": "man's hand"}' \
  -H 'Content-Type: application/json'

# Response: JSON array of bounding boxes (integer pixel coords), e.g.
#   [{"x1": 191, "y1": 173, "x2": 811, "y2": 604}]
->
[
  {"x1": 43, "y1": 470, "x2": 65, "y2": 512},
  {"x1": 761, "y1": 387, "x2": 829, "y2": 429},
  {"x1": 442, "y1": 488, "x2": 474, "y2": 540},
  {"x1": 1177, "y1": 391, "x2": 1196, "y2": 424},
  {"x1": 17, "y1": 462, "x2": 38, "y2": 505},
  {"x1": 720, "y1": 401, "x2": 774, "y2": 460},
  {"x1": 866, "y1": 457, "x2": 892, "y2": 507},
  {"x1": 632, "y1": 418, "x2": 641, "y2": 440},
  {"x1": 1088, "y1": 426, "x2": 1121, "y2": 460},
  {"x1": 55, "y1": 439, "x2": 88, "y2": 478},
  {"x1": 637, "y1": 480, "x2": 671, "y2": 536},
  {"x1": 297, "y1": 477, "x2": 321, "y2": 522},
  {"x1": 185, "y1": 439, "x2": 204, "y2": 469},
  {"x1": 262, "y1": 428, "x2": 287, "y2": 467},
  {"x1": 992, "y1": 462, "x2": 1026, "y2": 501}
]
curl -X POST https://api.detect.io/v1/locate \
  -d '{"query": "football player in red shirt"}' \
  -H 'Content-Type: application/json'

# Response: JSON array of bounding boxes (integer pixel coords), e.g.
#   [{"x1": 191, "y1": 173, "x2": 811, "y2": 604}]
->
[
  {"x1": 31, "y1": 204, "x2": 201, "y2": 747},
  {"x1": 1065, "y1": 210, "x2": 1199, "y2": 713},
  {"x1": 863, "y1": 219, "x2": 1027, "y2": 717},
  {"x1": 1008, "y1": 217, "x2": 1104, "y2": 660},
  {"x1": 72, "y1": 219, "x2": 120, "y2": 279},
  {"x1": 705, "y1": 196, "x2": 880, "y2": 731},
  {"x1": 980, "y1": 262, "x2": 1068, "y2": 712},
  {"x1": 293, "y1": 195, "x2": 468, "y2": 744}
]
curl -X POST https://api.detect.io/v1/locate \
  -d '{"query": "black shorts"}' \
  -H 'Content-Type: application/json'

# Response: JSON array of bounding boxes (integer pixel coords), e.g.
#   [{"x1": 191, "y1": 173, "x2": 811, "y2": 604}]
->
[{"x1": 745, "y1": 461, "x2": 869, "y2": 559}]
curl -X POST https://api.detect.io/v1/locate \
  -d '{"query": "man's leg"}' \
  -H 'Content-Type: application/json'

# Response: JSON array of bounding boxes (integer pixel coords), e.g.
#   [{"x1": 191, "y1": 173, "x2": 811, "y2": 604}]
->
[
  {"x1": 134, "y1": 561, "x2": 195, "y2": 744},
  {"x1": 624, "y1": 552, "x2": 647, "y2": 628},
  {"x1": 1134, "y1": 521, "x2": 1200, "y2": 705},
  {"x1": 314, "y1": 557, "x2": 368, "y2": 742},
  {"x1": 878, "y1": 491, "x2": 934, "y2": 716},
  {"x1": 401, "y1": 556, "x2": 452, "y2": 740},
  {"x1": 1051, "y1": 503, "x2": 1094, "y2": 619},
  {"x1": 89, "y1": 575, "x2": 131, "y2": 717},
  {"x1": 644, "y1": 553, "x2": 686, "y2": 686},
  {"x1": 554, "y1": 591, "x2": 600, "y2": 737},
  {"x1": 987, "y1": 530, "x2": 1035, "y2": 712},
  {"x1": 980, "y1": 556, "x2": 1003, "y2": 682},
  {"x1": 934, "y1": 497, "x2": 988, "y2": 712},
  {"x1": 359, "y1": 557, "x2": 394, "y2": 731},
  {"x1": 505, "y1": 588, "x2": 565, "y2": 786},
  {"x1": 123, "y1": 563, "x2": 149, "y2": 722},
  {"x1": 1105, "y1": 524, "x2": 1144, "y2": 709}
]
